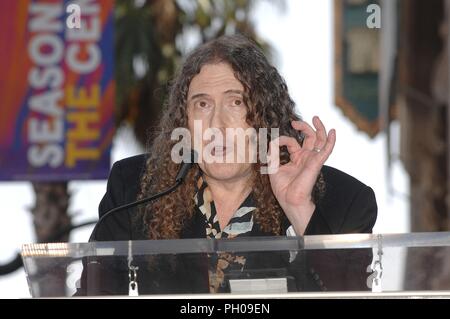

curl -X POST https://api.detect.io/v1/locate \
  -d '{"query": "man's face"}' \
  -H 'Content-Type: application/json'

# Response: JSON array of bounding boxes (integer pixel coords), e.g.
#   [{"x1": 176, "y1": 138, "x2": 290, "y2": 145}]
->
[{"x1": 187, "y1": 62, "x2": 254, "y2": 182}]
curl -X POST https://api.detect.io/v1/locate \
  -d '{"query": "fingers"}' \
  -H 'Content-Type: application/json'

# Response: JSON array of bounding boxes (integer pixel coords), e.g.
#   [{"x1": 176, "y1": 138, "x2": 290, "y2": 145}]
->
[
  {"x1": 312, "y1": 116, "x2": 327, "y2": 150},
  {"x1": 318, "y1": 128, "x2": 336, "y2": 162},
  {"x1": 270, "y1": 117, "x2": 336, "y2": 163},
  {"x1": 291, "y1": 116, "x2": 336, "y2": 162},
  {"x1": 267, "y1": 135, "x2": 300, "y2": 165},
  {"x1": 291, "y1": 120, "x2": 316, "y2": 150},
  {"x1": 275, "y1": 135, "x2": 301, "y2": 154},
  {"x1": 292, "y1": 116, "x2": 331, "y2": 151}
]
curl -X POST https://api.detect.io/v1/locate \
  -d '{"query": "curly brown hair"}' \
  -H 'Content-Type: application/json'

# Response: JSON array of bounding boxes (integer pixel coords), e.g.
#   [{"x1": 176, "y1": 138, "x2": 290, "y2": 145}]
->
[{"x1": 137, "y1": 34, "x2": 325, "y2": 239}]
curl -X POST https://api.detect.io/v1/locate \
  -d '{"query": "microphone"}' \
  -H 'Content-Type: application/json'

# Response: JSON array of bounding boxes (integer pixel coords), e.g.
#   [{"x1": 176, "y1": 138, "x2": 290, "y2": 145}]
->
[
  {"x1": 175, "y1": 150, "x2": 197, "y2": 183},
  {"x1": 90, "y1": 150, "x2": 197, "y2": 240}
]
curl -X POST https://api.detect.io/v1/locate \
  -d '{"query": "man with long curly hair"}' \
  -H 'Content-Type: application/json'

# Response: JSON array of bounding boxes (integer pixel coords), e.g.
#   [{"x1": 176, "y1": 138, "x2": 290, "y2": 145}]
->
[{"x1": 85, "y1": 34, "x2": 377, "y2": 295}]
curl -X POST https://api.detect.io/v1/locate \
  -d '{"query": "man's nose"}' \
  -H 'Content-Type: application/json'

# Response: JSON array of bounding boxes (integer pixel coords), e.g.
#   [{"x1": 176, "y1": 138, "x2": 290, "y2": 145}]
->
[{"x1": 209, "y1": 104, "x2": 226, "y2": 129}]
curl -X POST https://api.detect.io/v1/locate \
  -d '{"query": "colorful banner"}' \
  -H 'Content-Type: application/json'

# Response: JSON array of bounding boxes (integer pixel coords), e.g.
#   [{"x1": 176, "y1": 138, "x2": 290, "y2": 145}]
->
[{"x1": 0, "y1": 0, "x2": 114, "y2": 181}]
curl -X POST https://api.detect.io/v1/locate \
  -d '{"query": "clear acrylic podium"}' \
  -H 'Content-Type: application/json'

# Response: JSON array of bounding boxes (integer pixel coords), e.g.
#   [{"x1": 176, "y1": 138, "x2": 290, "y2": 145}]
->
[{"x1": 21, "y1": 232, "x2": 450, "y2": 298}]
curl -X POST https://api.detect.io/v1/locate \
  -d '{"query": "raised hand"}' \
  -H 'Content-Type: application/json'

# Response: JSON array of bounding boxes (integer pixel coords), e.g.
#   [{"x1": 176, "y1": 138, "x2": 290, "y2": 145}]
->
[{"x1": 268, "y1": 116, "x2": 336, "y2": 235}]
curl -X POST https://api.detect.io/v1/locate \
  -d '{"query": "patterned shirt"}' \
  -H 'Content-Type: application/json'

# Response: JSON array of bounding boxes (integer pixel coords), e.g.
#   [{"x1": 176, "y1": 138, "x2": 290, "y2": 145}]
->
[{"x1": 194, "y1": 175, "x2": 256, "y2": 292}]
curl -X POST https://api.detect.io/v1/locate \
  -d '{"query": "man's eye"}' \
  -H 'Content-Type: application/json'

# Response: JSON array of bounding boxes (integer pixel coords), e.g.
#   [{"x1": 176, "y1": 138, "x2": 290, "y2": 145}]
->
[
  {"x1": 233, "y1": 99, "x2": 243, "y2": 106},
  {"x1": 197, "y1": 101, "x2": 209, "y2": 108}
]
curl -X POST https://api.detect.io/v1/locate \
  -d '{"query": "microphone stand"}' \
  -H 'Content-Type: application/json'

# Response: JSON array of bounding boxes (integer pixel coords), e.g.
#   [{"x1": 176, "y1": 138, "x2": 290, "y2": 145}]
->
[{"x1": 90, "y1": 180, "x2": 182, "y2": 240}]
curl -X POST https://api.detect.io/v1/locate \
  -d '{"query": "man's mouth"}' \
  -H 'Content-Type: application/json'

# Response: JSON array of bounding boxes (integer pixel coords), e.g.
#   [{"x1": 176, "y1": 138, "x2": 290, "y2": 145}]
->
[{"x1": 211, "y1": 145, "x2": 231, "y2": 156}]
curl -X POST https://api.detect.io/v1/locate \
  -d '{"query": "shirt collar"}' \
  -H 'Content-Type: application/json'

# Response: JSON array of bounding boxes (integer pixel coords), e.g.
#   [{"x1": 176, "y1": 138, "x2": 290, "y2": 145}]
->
[{"x1": 194, "y1": 175, "x2": 256, "y2": 238}]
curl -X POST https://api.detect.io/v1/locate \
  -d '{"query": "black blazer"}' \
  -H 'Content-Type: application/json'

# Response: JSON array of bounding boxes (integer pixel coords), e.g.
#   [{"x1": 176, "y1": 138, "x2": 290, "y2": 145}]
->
[
  {"x1": 79, "y1": 154, "x2": 378, "y2": 295},
  {"x1": 91, "y1": 154, "x2": 377, "y2": 241}
]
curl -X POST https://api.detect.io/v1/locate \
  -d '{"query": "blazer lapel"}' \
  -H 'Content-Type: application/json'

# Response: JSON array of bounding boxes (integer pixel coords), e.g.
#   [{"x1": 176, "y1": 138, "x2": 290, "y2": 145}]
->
[{"x1": 181, "y1": 209, "x2": 206, "y2": 239}]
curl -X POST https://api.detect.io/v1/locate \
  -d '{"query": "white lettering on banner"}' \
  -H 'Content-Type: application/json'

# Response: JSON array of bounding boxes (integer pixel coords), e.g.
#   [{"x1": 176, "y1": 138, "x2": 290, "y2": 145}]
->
[
  {"x1": 27, "y1": 1, "x2": 102, "y2": 169},
  {"x1": 27, "y1": 3, "x2": 65, "y2": 168},
  {"x1": 66, "y1": 44, "x2": 100, "y2": 74},
  {"x1": 29, "y1": 118, "x2": 64, "y2": 143},
  {"x1": 66, "y1": 0, "x2": 101, "y2": 74},
  {"x1": 28, "y1": 67, "x2": 64, "y2": 89},
  {"x1": 29, "y1": 34, "x2": 64, "y2": 66},
  {"x1": 29, "y1": 3, "x2": 63, "y2": 32},
  {"x1": 28, "y1": 145, "x2": 64, "y2": 168}
]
